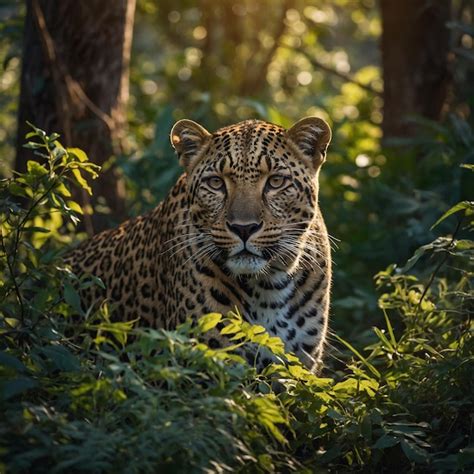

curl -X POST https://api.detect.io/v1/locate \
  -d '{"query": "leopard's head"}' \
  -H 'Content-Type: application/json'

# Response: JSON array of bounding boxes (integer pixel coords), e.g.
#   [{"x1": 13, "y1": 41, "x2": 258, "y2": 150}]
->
[{"x1": 170, "y1": 117, "x2": 331, "y2": 277}]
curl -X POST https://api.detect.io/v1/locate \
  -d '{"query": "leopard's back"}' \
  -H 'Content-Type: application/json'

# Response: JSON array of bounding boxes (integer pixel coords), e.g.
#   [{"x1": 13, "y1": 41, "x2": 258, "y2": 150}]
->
[{"x1": 65, "y1": 208, "x2": 160, "y2": 324}]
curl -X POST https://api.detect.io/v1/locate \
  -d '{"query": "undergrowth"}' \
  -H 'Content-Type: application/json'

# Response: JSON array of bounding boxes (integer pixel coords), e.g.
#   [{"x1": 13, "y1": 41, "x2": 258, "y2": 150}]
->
[{"x1": 0, "y1": 126, "x2": 473, "y2": 473}]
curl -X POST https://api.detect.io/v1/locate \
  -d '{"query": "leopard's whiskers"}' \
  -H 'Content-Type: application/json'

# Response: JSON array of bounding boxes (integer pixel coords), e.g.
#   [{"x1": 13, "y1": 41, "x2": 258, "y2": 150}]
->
[{"x1": 162, "y1": 234, "x2": 208, "y2": 259}]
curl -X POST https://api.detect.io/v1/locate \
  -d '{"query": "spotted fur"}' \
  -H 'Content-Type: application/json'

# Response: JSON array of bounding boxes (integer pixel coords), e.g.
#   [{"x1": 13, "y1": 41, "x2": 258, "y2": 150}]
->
[{"x1": 66, "y1": 117, "x2": 333, "y2": 371}]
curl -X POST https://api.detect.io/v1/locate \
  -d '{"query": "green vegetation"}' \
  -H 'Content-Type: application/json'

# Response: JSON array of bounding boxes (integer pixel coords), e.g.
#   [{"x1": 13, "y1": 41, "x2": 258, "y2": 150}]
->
[
  {"x1": 1, "y1": 1, "x2": 473, "y2": 472},
  {"x1": 1, "y1": 126, "x2": 473, "y2": 472}
]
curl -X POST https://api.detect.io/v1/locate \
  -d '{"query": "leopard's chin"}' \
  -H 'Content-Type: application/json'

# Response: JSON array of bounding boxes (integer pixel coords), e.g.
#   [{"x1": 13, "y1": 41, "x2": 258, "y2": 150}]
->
[{"x1": 226, "y1": 251, "x2": 268, "y2": 276}]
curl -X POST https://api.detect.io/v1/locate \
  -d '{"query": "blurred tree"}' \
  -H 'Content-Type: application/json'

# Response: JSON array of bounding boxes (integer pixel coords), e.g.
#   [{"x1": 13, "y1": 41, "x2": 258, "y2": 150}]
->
[
  {"x1": 380, "y1": 0, "x2": 452, "y2": 139},
  {"x1": 15, "y1": 0, "x2": 136, "y2": 233},
  {"x1": 200, "y1": 0, "x2": 295, "y2": 97},
  {"x1": 142, "y1": 0, "x2": 297, "y2": 109}
]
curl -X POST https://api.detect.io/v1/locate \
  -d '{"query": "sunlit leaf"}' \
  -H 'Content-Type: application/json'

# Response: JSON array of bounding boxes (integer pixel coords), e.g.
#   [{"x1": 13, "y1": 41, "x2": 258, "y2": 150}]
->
[
  {"x1": 26, "y1": 160, "x2": 47, "y2": 176},
  {"x1": 67, "y1": 147, "x2": 89, "y2": 163},
  {"x1": 334, "y1": 334, "x2": 381, "y2": 379},
  {"x1": 431, "y1": 201, "x2": 474, "y2": 229},
  {"x1": 71, "y1": 168, "x2": 93, "y2": 195},
  {"x1": 198, "y1": 313, "x2": 222, "y2": 332},
  {"x1": 67, "y1": 200, "x2": 83, "y2": 215}
]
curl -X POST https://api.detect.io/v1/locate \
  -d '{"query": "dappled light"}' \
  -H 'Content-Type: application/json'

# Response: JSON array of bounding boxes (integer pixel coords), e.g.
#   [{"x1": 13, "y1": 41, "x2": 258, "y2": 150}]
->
[{"x1": 0, "y1": 1, "x2": 473, "y2": 472}]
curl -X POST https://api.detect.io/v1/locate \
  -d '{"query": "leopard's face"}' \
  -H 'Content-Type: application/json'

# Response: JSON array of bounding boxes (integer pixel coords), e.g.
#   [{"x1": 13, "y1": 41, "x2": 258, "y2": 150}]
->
[{"x1": 171, "y1": 118, "x2": 331, "y2": 277}]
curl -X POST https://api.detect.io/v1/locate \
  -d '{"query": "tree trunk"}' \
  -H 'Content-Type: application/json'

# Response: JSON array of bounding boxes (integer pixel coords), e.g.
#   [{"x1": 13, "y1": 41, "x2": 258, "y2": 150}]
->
[
  {"x1": 16, "y1": 0, "x2": 136, "y2": 233},
  {"x1": 380, "y1": 0, "x2": 452, "y2": 139}
]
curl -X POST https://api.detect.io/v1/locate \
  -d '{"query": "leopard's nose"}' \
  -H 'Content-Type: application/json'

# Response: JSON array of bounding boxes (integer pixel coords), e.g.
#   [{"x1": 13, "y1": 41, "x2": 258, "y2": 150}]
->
[{"x1": 226, "y1": 221, "x2": 263, "y2": 243}]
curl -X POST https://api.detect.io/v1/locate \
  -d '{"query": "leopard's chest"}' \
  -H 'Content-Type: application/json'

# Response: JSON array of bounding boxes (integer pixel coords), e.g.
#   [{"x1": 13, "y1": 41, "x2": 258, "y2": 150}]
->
[
  {"x1": 250, "y1": 282, "x2": 293, "y2": 328},
  {"x1": 241, "y1": 270, "x2": 326, "y2": 367},
  {"x1": 244, "y1": 274, "x2": 303, "y2": 343}
]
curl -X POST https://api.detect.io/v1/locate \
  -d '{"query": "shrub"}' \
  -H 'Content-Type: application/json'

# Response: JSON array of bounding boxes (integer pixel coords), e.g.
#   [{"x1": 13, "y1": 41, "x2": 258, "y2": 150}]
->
[{"x1": 0, "y1": 126, "x2": 473, "y2": 473}]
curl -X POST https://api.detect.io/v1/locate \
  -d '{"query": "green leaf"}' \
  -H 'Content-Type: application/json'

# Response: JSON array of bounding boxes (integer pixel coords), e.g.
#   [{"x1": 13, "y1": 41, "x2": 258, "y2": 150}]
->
[
  {"x1": 383, "y1": 309, "x2": 397, "y2": 347},
  {"x1": 26, "y1": 121, "x2": 46, "y2": 136},
  {"x1": 198, "y1": 313, "x2": 222, "y2": 333},
  {"x1": 23, "y1": 226, "x2": 50, "y2": 233},
  {"x1": 49, "y1": 132, "x2": 61, "y2": 141},
  {"x1": 400, "y1": 245, "x2": 430, "y2": 272},
  {"x1": 373, "y1": 327, "x2": 395, "y2": 352},
  {"x1": 72, "y1": 161, "x2": 101, "y2": 176},
  {"x1": 334, "y1": 334, "x2": 381, "y2": 379},
  {"x1": 373, "y1": 434, "x2": 399, "y2": 449},
  {"x1": 0, "y1": 351, "x2": 27, "y2": 372},
  {"x1": 67, "y1": 147, "x2": 89, "y2": 162},
  {"x1": 333, "y1": 296, "x2": 366, "y2": 309},
  {"x1": 51, "y1": 144, "x2": 67, "y2": 162},
  {"x1": 1, "y1": 377, "x2": 38, "y2": 400},
  {"x1": 446, "y1": 21, "x2": 474, "y2": 36},
  {"x1": 67, "y1": 200, "x2": 83, "y2": 214},
  {"x1": 318, "y1": 446, "x2": 342, "y2": 463},
  {"x1": 71, "y1": 168, "x2": 92, "y2": 194},
  {"x1": 326, "y1": 408, "x2": 344, "y2": 421},
  {"x1": 431, "y1": 201, "x2": 474, "y2": 229},
  {"x1": 401, "y1": 439, "x2": 429, "y2": 464},
  {"x1": 26, "y1": 160, "x2": 48, "y2": 176},
  {"x1": 80, "y1": 275, "x2": 106, "y2": 290},
  {"x1": 454, "y1": 239, "x2": 474, "y2": 250},
  {"x1": 360, "y1": 414, "x2": 373, "y2": 440},
  {"x1": 8, "y1": 182, "x2": 27, "y2": 197},
  {"x1": 40, "y1": 346, "x2": 80, "y2": 372},
  {"x1": 220, "y1": 322, "x2": 240, "y2": 335},
  {"x1": 64, "y1": 282, "x2": 83, "y2": 315},
  {"x1": 23, "y1": 142, "x2": 44, "y2": 150},
  {"x1": 55, "y1": 182, "x2": 72, "y2": 197},
  {"x1": 251, "y1": 397, "x2": 287, "y2": 444}
]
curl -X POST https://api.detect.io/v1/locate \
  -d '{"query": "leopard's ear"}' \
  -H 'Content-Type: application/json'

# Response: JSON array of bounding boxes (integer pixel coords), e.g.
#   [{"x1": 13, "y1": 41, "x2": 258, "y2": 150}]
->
[
  {"x1": 170, "y1": 119, "x2": 211, "y2": 172},
  {"x1": 287, "y1": 117, "x2": 332, "y2": 167}
]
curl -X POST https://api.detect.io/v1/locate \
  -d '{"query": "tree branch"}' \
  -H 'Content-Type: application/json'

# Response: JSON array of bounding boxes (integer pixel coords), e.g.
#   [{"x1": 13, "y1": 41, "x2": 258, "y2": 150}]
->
[
  {"x1": 240, "y1": 0, "x2": 295, "y2": 96},
  {"x1": 281, "y1": 44, "x2": 382, "y2": 96}
]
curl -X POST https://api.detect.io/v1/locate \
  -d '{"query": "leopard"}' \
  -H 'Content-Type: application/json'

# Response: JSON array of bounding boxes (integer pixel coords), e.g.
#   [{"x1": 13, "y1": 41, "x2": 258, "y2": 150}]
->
[{"x1": 65, "y1": 116, "x2": 333, "y2": 371}]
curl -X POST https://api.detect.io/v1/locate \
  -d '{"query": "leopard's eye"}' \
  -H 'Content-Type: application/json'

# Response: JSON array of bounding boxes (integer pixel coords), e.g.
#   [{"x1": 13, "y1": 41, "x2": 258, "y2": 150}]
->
[
  {"x1": 206, "y1": 176, "x2": 225, "y2": 191},
  {"x1": 267, "y1": 175, "x2": 288, "y2": 190}
]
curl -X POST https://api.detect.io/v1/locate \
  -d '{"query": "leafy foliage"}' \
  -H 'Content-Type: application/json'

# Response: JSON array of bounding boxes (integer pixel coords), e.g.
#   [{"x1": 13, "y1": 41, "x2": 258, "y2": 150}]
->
[
  {"x1": 0, "y1": 2, "x2": 473, "y2": 471},
  {"x1": 0, "y1": 124, "x2": 99, "y2": 328},
  {"x1": 1, "y1": 127, "x2": 473, "y2": 473}
]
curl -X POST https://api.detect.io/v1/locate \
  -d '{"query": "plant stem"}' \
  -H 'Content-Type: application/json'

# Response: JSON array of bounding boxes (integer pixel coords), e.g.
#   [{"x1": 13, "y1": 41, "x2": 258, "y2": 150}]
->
[
  {"x1": 0, "y1": 228, "x2": 25, "y2": 323},
  {"x1": 415, "y1": 216, "x2": 463, "y2": 318}
]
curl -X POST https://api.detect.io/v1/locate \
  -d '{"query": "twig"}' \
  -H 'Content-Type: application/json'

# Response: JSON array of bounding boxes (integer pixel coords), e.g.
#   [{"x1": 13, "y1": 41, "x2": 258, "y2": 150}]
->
[
  {"x1": 415, "y1": 217, "x2": 463, "y2": 318},
  {"x1": 11, "y1": 176, "x2": 59, "y2": 269},
  {"x1": 1, "y1": 228, "x2": 25, "y2": 322},
  {"x1": 9, "y1": 135, "x2": 69, "y2": 290},
  {"x1": 5, "y1": 176, "x2": 60, "y2": 323}
]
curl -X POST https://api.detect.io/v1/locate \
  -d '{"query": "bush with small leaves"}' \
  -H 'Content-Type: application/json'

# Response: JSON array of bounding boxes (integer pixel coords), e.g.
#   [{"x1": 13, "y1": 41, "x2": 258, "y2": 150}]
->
[{"x1": 1, "y1": 125, "x2": 473, "y2": 473}]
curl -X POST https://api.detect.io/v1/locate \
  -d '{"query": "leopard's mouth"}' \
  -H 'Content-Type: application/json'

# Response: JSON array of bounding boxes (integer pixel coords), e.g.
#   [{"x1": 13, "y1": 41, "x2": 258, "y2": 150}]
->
[
  {"x1": 234, "y1": 249, "x2": 259, "y2": 258},
  {"x1": 226, "y1": 249, "x2": 268, "y2": 275}
]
